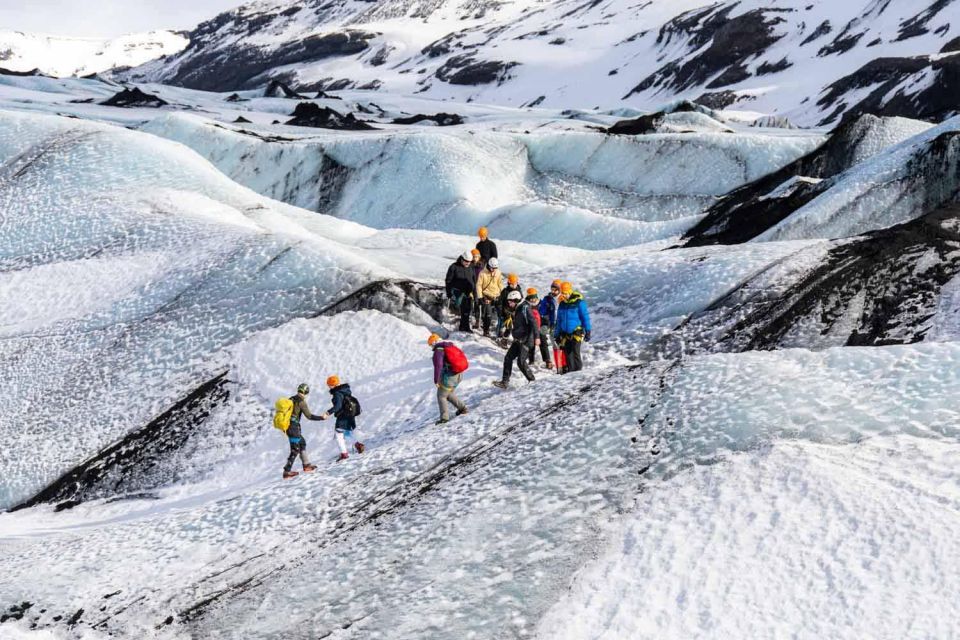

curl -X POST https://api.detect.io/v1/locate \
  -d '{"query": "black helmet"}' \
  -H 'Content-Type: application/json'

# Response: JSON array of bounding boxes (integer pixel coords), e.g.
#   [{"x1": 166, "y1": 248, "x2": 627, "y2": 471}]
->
[{"x1": 297, "y1": 383, "x2": 310, "y2": 394}]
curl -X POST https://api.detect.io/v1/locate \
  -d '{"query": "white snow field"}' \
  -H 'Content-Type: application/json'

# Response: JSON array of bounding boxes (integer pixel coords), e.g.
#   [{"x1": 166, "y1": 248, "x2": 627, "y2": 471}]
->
[{"x1": 0, "y1": 77, "x2": 959, "y2": 640}]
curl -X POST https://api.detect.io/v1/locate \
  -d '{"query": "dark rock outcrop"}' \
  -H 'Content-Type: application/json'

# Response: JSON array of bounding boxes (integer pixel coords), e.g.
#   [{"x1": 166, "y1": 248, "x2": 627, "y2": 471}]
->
[
  {"x1": 285, "y1": 102, "x2": 376, "y2": 130},
  {"x1": 100, "y1": 87, "x2": 168, "y2": 108},
  {"x1": 392, "y1": 113, "x2": 464, "y2": 126},
  {"x1": 9, "y1": 373, "x2": 231, "y2": 512},
  {"x1": 607, "y1": 101, "x2": 715, "y2": 135},
  {"x1": 264, "y1": 79, "x2": 306, "y2": 98},
  {"x1": 436, "y1": 55, "x2": 518, "y2": 85}
]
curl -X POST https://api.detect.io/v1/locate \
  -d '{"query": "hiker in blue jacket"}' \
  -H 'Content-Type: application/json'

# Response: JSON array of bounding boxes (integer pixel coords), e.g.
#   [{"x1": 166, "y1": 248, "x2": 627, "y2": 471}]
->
[
  {"x1": 319, "y1": 375, "x2": 365, "y2": 461},
  {"x1": 555, "y1": 281, "x2": 592, "y2": 373}
]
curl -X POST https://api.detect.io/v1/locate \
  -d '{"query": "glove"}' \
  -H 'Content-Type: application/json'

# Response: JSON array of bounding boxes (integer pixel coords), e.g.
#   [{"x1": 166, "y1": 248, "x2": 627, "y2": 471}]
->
[{"x1": 585, "y1": 330, "x2": 591, "y2": 342}]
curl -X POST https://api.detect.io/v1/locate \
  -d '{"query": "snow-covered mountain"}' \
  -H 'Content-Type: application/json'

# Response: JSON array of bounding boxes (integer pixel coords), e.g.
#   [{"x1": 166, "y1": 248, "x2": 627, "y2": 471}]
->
[
  {"x1": 116, "y1": 0, "x2": 960, "y2": 125},
  {"x1": 0, "y1": 29, "x2": 188, "y2": 77}
]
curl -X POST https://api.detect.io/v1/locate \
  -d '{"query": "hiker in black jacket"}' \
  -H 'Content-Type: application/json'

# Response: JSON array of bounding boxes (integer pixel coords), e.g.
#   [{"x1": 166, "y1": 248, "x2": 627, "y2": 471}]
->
[
  {"x1": 493, "y1": 290, "x2": 538, "y2": 389},
  {"x1": 476, "y1": 227, "x2": 498, "y2": 266},
  {"x1": 445, "y1": 250, "x2": 478, "y2": 332}
]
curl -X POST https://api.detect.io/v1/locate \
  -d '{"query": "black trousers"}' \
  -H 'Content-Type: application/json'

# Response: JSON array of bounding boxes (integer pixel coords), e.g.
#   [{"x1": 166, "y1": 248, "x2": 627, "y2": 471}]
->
[
  {"x1": 503, "y1": 341, "x2": 536, "y2": 382},
  {"x1": 285, "y1": 436, "x2": 308, "y2": 472},
  {"x1": 562, "y1": 337, "x2": 583, "y2": 373},
  {"x1": 457, "y1": 294, "x2": 474, "y2": 331},
  {"x1": 480, "y1": 299, "x2": 498, "y2": 334}
]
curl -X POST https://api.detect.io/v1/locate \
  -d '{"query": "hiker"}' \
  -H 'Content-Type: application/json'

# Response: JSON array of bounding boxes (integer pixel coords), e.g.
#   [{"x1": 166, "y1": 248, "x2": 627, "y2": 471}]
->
[
  {"x1": 470, "y1": 249, "x2": 483, "y2": 327},
  {"x1": 475, "y1": 256, "x2": 504, "y2": 337},
  {"x1": 476, "y1": 227, "x2": 498, "y2": 266},
  {"x1": 280, "y1": 383, "x2": 320, "y2": 479},
  {"x1": 445, "y1": 250, "x2": 478, "y2": 332},
  {"x1": 525, "y1": 288, "x2": 543, "y2": 366},
  {"x1": 497, "y1": 273, "x2": 522, "y2": 337},
  {"x1": 319, "y1": 375, "x2": 365, "y2": 461},
  {"x1": 537, "y1": 280, "x2": 562, "y2": 370},
  {"x1": 493, "y1": 290, "x2": 538, "y2": 389},
  {"x1": 428, "y1": 333, "x2": 469, "y2": 424},
  {"x1": 555, "y1": 282, "x2": 592, "y2": 374}
]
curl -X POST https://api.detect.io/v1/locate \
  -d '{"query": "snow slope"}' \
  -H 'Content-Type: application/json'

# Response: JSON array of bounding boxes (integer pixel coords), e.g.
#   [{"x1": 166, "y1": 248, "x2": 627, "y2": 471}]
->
[
  {"x1": 115, "y1": 0, "x2": 960, "y2": 125},
  {"x1": 0, "y1": 30, "x2": 188, "y2": 77}
]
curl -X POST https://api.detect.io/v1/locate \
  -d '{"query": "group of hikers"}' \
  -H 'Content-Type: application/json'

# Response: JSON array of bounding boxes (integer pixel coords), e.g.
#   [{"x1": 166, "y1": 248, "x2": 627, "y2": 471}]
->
[{"x1": 273, "y1": 227, "x2": 593, "y2": 478}]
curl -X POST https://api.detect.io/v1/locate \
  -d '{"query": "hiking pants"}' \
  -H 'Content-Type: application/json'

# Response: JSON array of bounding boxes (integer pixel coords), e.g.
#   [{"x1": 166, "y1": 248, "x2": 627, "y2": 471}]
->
[
  {"x1": 480, "y1": 299, "x2": 498, "y2": 335},
  {"x1": 457, "y1": 294, "x2": 474, "y2": 332},
  {"x1": 561, "y1": 336, "x2": 583, "y2": 373},
  {"x1": 503, "y1": 341, "x2": 536, "y2": 382},
  {"x1": 334, "y1": 430, "x2": 360, "y2": 455},
  {"x1": 530, "y1": 324, "x2": 554, "y2": 364},
  {"x1": 284, "y1": 436, "x2": 311, "y2": 472},
  {"x1": 437, "y1": 374, "x2": 467, "y2": 420}
]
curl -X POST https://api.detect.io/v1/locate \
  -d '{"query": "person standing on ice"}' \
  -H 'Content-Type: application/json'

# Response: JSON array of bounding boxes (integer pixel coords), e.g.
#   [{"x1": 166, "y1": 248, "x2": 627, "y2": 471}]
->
[
  {"x1": 524, "y1": 288, "x2": 543, "y2": 367},
  {"x1": 537, "y1": 280, "x2": 562, "y2": 370},
  {"x1": 282, "y1": 383, "x2": 320, "y2": 479},
  {"x1": 319, "y1": 375, "x2": 365, "y2": 461},
  {"x1": 555, "y1": 282, "x2": 592, "y2": 374},
  {"x1": 497, "y1": 273, "x2": 523, "y2": 338},
  {"x1": 470, "y1": 249, "x2": 484, "y2": 328},
  {"x1": 445, "y1": 250, "x2": 478, "y2": 332},
  {"x1": 475, "y1": 256, "x2": 504, "y2": 337},
  {"x1": 428, "y1": 333, "x2": 470, "y2": 424},
  {"x1": 475, "y1": 227, "x2": 498, "y2": 266},
  {"x1": 493, "y1": 290, "x2": 538, "y2": 389}
]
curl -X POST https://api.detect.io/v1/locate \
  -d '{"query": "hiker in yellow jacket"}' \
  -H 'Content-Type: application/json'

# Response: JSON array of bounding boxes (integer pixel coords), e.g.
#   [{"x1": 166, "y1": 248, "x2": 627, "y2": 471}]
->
[{"x1": 475, "y1": 257, "x2": 504, "y2": 337}]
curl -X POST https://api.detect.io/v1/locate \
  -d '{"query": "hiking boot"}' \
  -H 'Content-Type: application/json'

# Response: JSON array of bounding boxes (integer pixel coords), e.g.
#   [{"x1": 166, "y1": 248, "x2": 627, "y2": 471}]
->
[
  {"x1": 303, "y1": 464, "x2": 317, "y2": 473},
  {"x1": 282, "y1": 470, "x2": 299, "y2": 479},
  {"x1": 354, "y1": 442, "x2": 366, "y2": 454},
  {"x1": 435, "y1": 417, "x2": 450, "y2": 425},
  {"x1": 492, "y1": 380, "x2": 508, "y2": 389},
  {"x1": 543, "y1": 361, "x2": 554, "y2": 369},
  {"x1": 337, "y1": 452, "x2": 349, "y2": 462},
  {"x1": 455, "y1": 407, "x2": 468, "y2": 417}
]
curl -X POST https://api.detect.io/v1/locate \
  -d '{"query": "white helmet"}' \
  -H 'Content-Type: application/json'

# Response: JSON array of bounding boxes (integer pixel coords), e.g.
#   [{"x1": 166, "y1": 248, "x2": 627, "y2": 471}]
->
[
  {"x1": 460, "y1": 250, "x2": 472, "y2": 262},
  {"x1": 487, "y1": 257, "x2": 499, "y2": 269},
  {"x1": 507, "y1": 290, "x2": 522, "y2": 302}
]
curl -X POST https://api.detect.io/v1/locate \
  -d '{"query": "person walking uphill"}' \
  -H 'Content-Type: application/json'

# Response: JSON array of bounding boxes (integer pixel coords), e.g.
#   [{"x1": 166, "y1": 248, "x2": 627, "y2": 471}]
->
[
  {"x1": 476, "y1": 227, "x2": 498, "y2": 266},
  {"x1": 319, "y1": 376, "x2": 365, "y2": 461},
  {"x1": 555, "y1": 282, "x2": 592, "y2": 374},
  {"x1": 475, "y1": 257, "x2": 504, "y2": 337},
  {"x1": 274, "y1": 383, "x2": 320, "y2": 479},
  {"x1": 445, "y1": 250, "x2": 478, "y2": 332},
  {"x1": 428, "y1": 333, "x2": 469, "y2": 424},
  {"x1": 493, "y1": 290, "x2": 538, "y2": 389}
]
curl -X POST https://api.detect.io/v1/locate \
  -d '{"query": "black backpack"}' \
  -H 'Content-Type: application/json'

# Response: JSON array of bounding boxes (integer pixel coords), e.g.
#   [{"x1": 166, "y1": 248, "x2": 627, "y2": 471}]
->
[{"x1": 337, "y1": 394, "x2": 362, "y2": 418}]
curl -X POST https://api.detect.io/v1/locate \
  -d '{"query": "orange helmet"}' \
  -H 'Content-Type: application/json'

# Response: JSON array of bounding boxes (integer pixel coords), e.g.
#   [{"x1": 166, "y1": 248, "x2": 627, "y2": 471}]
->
[
  {"x1": 427, "y1": 333, "x2": 441, "y2": 346},
  {"x1": 326, "y1": 375, "x2": 340, "y2": 387},
  {"x1": 507, "y1": 273, "x2": 519, "y2": 285},
  {"x1": 526, "y1": 287, "x2": 538, "y2": 296},
  {"x1": 471, "y1": 248, "x2": 480, "y2": 257},
  {"x1": 478, "y1": 226, "x2": 489, "y2": 239},
  {"x1": 560, "y1": 281, "x2": 573, "y2": 295},
  {"x1": 551, "y1": 279, "x2": 562, "y2": 290}
]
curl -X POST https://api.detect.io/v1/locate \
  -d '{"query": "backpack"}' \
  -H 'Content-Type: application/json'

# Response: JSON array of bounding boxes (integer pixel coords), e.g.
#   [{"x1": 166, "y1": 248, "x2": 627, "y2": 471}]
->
[
  {"x1": 273, "y1": 397, "x2": 294, "y2": 432},
  {"x1": 337, "y1": 394, "x2": 362, "y2": 418},
  {"x1": 444, "y1": 344, "x2": 469, "y2": 374}
]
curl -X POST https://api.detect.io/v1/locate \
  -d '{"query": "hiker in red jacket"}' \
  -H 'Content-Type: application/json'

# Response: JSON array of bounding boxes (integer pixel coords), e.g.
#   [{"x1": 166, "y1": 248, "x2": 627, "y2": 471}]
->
[{"x1": 429, "y1": 333, "x2": 470, "y2": 425}]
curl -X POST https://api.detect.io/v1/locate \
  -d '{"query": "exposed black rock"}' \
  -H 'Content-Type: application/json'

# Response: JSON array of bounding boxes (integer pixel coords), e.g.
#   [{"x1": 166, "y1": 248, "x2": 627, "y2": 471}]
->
[
  {"x1": 436, "y1": 55, "x2": 518, "y2": 85},
  {"x1": 392, "y1": 113, "x2": 464, "y2": 126},
  {"x1": 9, "y1": 373, "x2": 230, "y2": 512},
  {"x1": 0, "y1": 67, "x2": 47, "y2": 77},
  {"x1": 285, "y1": 102, "x2": 376, "y2": 130},
  {"x1": 316, "y1": 280, "x2": 446, "y2": 328},
  {"x1": 315, "y1": 90, "x2": 342, "y2": 100},
  {"x1": 1, "y1": 602, "x2": 33, "y2": 623},
  {"x1": 626, "y1": 7, "x2": 789, "y2": 96},
  {"x1": 264, "y1": 79, "x2": 306, "y2": 98},
  {"x1": 607, "y1": 101, "x2": 715, "y2": 135},
  {"x1": 895, "y1": 0, "x2": 956, "y2": 42},
  {"x1": 233, "y1": 116, "x2": 252, "y2": 123},
  {"x1": 941, "y1": 36, "x2": 960, "y2": 53},
  {"x1": 68, "y1": 98, "x2": 95, "y2": 104},
  {"x1": 817, "y1": 31, "x2": 864, "y2": 56},
  {"x1": 694, "y1": 90, "x2": 745, "y2": 110},
  {"x1": 756, "y1": 57, "x2": 792, "y2": 75},
  {"x1": 677, "y1": 205, "x2": 960, "y2": 353},
  {"x1": 153, "y1": 30, "x2": 374, "y2": 91},
  {"x1": 368, "y1": 45, "x2": 392, "y2": 66},
  {"x1": 800, "y1": 19, "x2": 832, "y2": 46},
  {"x1": 100, "y1": 87, "x2": 168, "y2": 108},
  {"x1": 681, "y1": 114, "x2": 936, "y2": 246},
  {"x1": 225, "y1": 93, "x2": 245, "y2": 102},
  {"x1": 818, "y1": 54, "x2": 960, "y2": 124}
]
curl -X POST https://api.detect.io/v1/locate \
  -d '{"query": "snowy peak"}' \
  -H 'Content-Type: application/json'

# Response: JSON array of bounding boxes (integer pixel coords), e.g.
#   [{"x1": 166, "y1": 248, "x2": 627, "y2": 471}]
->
[{"x1": 0, "y1": 30, "x2": 188, "y2": 78}]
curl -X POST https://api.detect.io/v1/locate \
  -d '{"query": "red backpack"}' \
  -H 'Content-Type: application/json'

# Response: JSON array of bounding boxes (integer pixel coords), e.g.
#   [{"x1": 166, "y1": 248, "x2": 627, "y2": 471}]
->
[{"x1": 444, "y1": 344, "x2": 469, "y2": 374}]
